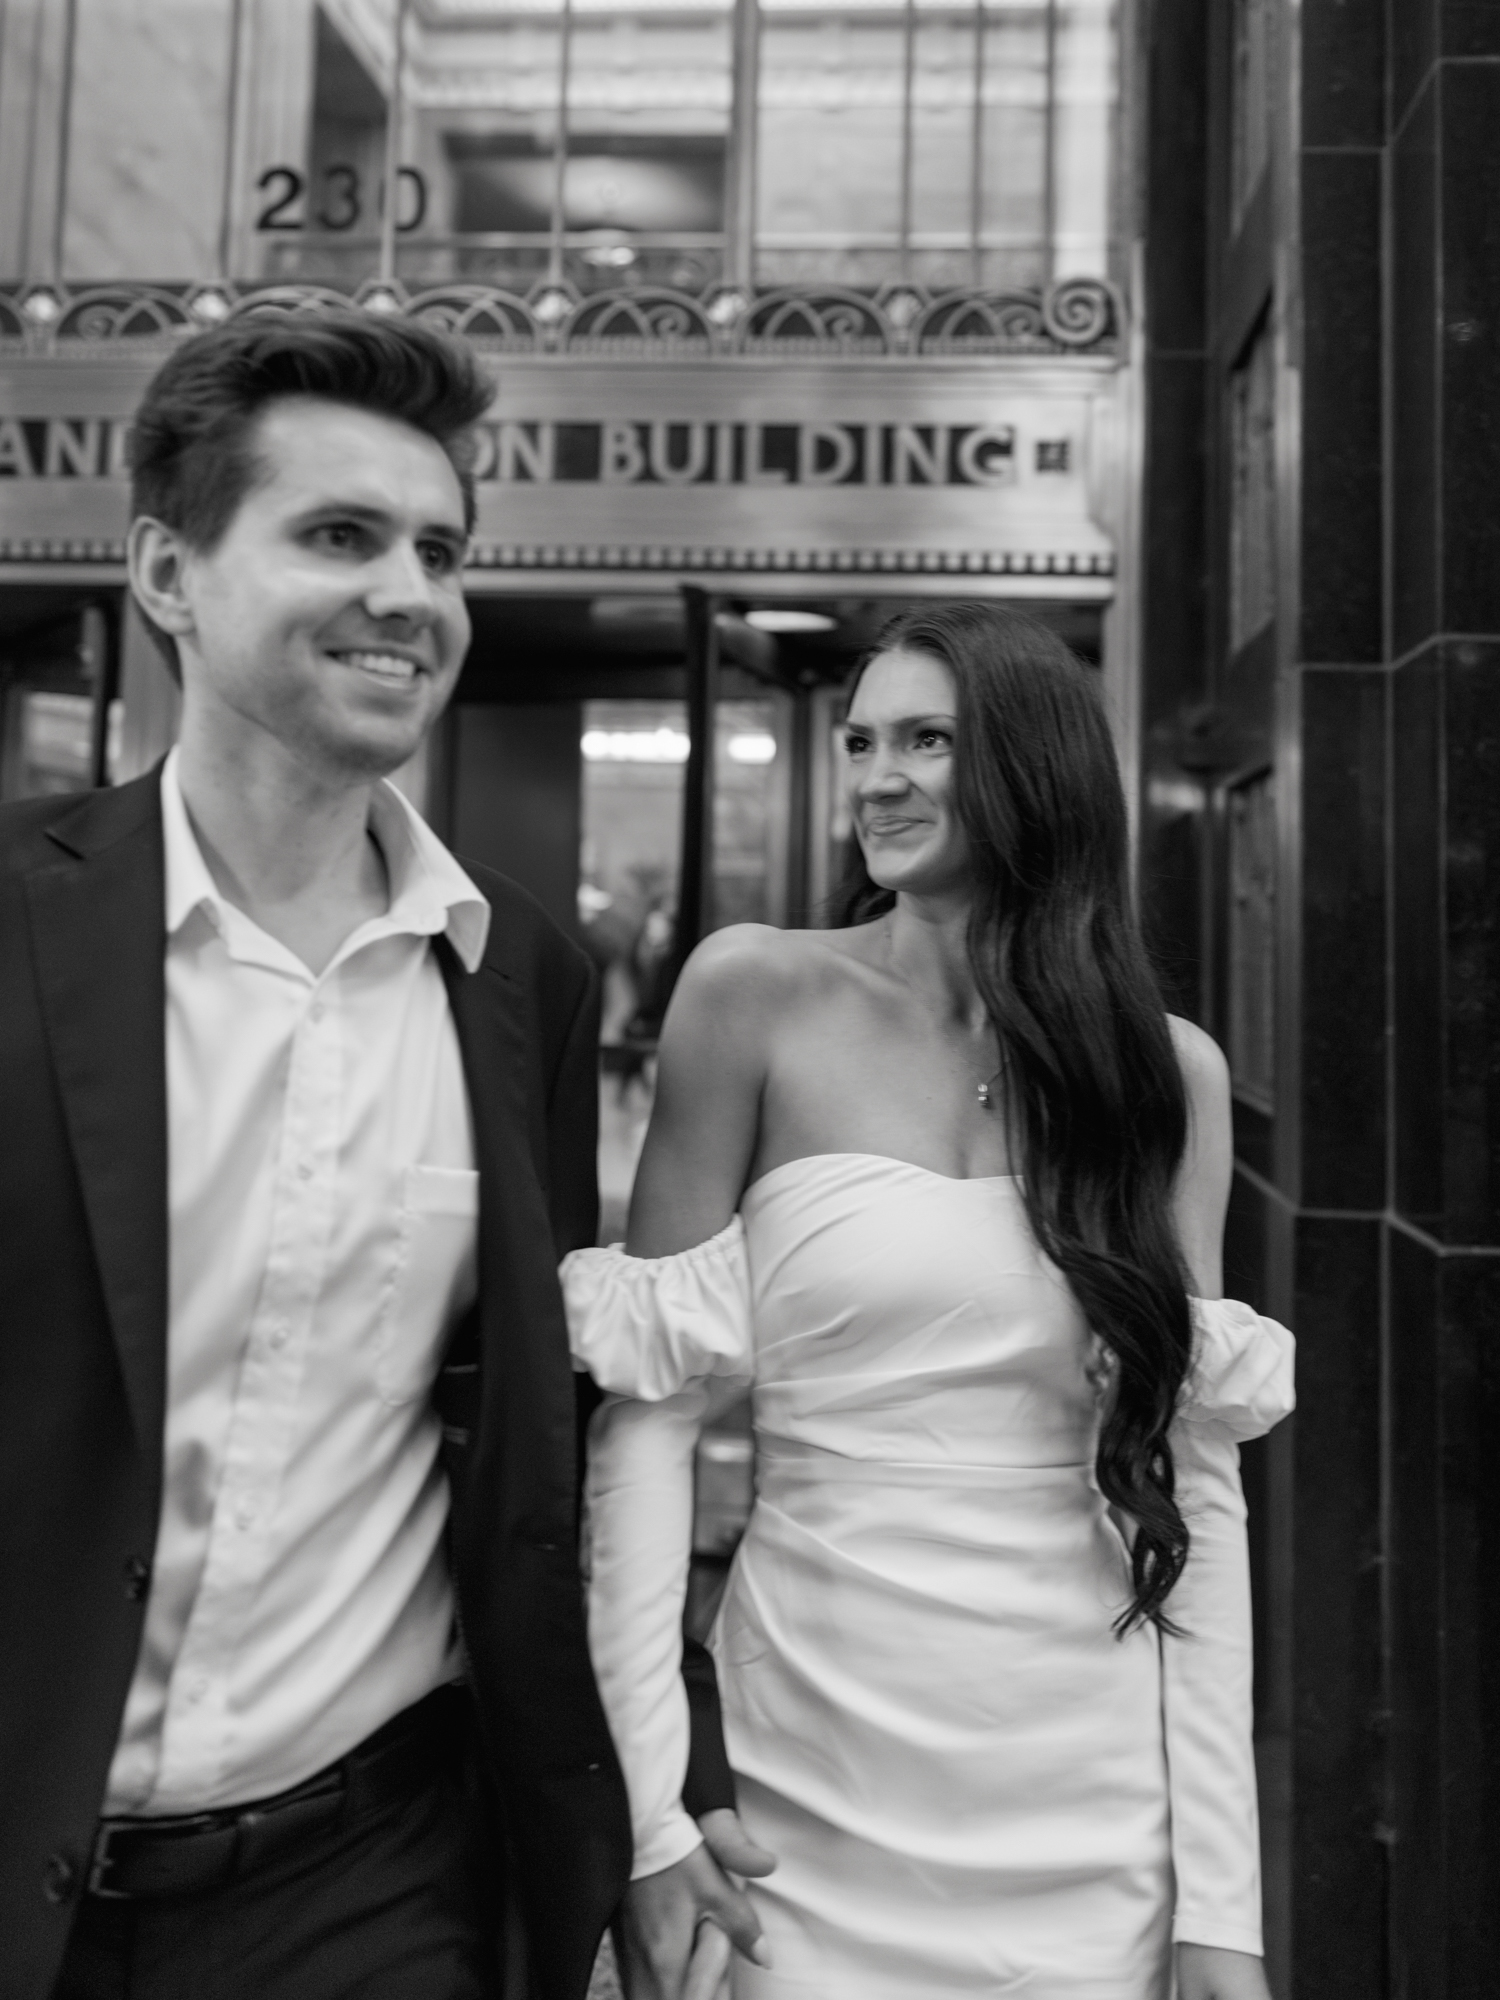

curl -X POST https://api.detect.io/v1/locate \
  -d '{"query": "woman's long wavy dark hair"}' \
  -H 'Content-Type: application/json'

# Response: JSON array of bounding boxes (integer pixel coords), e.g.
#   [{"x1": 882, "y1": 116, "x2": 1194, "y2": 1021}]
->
[{"x1": 833, "y1": 603, "x2": 1192, "y2": 1633}]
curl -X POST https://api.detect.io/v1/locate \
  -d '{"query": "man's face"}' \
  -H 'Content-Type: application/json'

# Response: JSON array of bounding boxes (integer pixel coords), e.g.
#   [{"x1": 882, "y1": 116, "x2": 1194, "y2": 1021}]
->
[{"x1": 164, "y1": 396, "x2": 472, "y2": 782}]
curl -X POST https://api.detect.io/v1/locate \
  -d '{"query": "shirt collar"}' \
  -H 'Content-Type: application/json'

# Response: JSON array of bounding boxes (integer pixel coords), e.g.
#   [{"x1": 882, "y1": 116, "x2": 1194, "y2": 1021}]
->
[
  {"x1": 160, "y1": 748, "x2": 491, "y2": 974},
  {"x1": 366, "y1": 775, "x2": 491, "y2": 972}
]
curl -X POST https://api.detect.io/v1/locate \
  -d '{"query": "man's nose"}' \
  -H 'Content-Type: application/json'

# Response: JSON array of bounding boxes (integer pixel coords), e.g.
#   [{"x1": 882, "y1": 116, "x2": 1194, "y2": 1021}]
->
[{"x1": 362, "y1": 541, "x2": 439, "y2": 625}]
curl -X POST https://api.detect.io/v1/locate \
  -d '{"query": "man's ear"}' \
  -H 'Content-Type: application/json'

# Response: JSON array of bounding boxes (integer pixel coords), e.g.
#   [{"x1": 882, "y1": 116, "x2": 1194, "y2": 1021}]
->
[{"x1": 127, "y1": 517, "x2": 197, "y2": 638}]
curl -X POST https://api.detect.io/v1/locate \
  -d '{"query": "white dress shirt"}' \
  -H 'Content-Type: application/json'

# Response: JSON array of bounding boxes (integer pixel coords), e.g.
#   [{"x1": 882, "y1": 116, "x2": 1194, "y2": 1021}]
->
[{"x1": 105, "y1": 750, "x2": 491, "y2": 1817}]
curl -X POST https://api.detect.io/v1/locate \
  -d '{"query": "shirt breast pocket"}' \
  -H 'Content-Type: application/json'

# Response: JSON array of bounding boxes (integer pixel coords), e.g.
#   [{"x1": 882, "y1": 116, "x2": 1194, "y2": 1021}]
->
[{"x1": 376, "y1": 1164, "x2": 481, "y2": 1407}]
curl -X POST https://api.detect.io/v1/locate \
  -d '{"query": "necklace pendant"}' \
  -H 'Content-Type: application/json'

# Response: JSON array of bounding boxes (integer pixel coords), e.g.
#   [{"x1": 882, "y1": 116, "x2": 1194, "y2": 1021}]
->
[{"x1": 976, "y1": 1081, "x2": 992, "y2": 1109}]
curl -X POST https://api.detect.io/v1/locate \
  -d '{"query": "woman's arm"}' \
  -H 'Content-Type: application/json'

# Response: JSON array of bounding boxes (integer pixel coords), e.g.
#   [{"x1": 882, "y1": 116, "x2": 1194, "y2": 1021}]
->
[
  {"x1": 1165, "y1": 1019, "x2": 1274, "y2": 2000},
  {"x1": 1167, "y1": 1015, "x2": 1233, "y2": 1302},
  {"x1": 585, "y1": 932, "x2": 783, "y2": 1993},
  {"x1": 625, "y1": 926, "x2": 779, "y2": 1255}
]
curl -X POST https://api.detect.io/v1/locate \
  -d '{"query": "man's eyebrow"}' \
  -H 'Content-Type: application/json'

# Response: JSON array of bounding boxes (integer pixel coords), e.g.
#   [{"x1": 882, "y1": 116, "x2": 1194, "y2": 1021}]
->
[
  {"x1": 290, "y1": 501, "x2": 467, "y2": 544},
  {"x1": 418, "y1": 521, "x2": 468, "y2": 550}
]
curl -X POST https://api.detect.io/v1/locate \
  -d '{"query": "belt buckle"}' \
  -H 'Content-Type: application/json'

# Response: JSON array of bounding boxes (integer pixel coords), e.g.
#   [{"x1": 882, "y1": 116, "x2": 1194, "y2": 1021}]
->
[{"x1": 87, "y1": 1823, "x2": 132, "y2": 1900}]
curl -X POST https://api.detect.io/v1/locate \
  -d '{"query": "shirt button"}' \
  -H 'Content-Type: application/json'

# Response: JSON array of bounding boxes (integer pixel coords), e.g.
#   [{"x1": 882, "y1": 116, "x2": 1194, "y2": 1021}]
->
[
  {"x1": 122, "y1": 1555, "x2": 151, "y2": 1602},
  {"x1": 296, "y1": 1160, "x2": 313, "y2": 1181},
  {"x1": 42, "y1": 1852, "x2": 77, "y2": 1905},
  {"x1": 235, "y1": 1502, "x2": 256, "y2": 1529},
  {"x1": 269, "y1": 1323, "x2": 288, "y2": 1350}
]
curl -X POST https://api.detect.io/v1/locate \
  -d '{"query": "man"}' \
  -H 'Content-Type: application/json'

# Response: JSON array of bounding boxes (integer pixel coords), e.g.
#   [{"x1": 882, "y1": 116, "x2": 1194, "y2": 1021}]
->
[{"x1": 0, "y1": 310, "x2": 744, "y2": 2000}]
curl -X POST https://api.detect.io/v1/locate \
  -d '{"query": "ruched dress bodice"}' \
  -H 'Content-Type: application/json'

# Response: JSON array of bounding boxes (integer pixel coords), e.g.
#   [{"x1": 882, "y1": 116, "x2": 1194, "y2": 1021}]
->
[
  {"x1": 744, "y1": 1154, "x2": 1096, "y2": 1468},
  {"x1": 564, "y1": 1153, "x2": 1295, "y2": 2000}
]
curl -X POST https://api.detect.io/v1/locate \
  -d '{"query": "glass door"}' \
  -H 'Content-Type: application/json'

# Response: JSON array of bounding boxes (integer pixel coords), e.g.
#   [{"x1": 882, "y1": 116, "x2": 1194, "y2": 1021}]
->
[
  {"x1": 0, "y1": 601, "x2": 118, "y2": 803},
  {"x1": 578, "y1": 696, "x2": 690, "y2": 1240}
]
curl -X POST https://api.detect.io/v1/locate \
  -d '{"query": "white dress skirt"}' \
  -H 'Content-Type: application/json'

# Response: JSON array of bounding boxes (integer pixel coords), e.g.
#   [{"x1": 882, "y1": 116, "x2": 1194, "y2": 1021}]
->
[{"x1": 563, "y1": 1153, "x2": 1295, "y2": 1999}]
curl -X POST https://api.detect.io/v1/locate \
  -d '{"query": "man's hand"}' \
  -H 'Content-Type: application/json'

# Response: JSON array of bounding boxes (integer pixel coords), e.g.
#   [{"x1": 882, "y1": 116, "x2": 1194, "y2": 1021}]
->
[
  {"x1": 1176, "y1": 1944, "x2": 1273, "y2": 2000},
  {"x1": 618, "y1": 1811, "x2": 776, "y2": 2000}
]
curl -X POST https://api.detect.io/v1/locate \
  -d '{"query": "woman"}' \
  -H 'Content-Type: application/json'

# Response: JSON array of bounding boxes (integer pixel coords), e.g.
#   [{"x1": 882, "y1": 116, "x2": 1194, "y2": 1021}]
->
[{"x1": 564, "y1": 605, "x2": 1294, "y2": 2000}]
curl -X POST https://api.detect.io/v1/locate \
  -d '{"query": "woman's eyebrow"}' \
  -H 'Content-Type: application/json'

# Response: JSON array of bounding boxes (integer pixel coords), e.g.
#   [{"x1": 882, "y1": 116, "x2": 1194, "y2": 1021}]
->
[{"x1": 845, "y1": 712, "x2": 957, "y2": 730}]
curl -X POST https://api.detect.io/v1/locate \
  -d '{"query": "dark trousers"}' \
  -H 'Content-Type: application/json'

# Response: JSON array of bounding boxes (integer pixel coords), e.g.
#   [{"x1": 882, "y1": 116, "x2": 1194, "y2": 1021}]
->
[{"x1": 51, "y1": 1698, "x2": 500, "y2": 2000}]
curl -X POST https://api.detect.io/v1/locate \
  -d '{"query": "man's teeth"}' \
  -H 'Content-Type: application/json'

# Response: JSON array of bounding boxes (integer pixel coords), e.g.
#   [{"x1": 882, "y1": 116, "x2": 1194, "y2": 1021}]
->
[{"x1": 338, "y1": 651, "x2": 418, "y2": 682}]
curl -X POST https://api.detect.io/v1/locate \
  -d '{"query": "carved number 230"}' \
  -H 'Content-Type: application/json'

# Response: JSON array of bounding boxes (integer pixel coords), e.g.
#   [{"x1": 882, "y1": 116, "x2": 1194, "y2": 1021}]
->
[{"x1": 254, "y1": 165, "x2": 428, "y2": 233}]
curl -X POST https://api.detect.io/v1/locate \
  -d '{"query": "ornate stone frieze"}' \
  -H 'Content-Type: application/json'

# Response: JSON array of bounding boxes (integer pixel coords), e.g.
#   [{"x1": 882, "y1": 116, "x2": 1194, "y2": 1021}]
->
[{"x1": 0, "y1": 275, "x2": 1120, "y2": 361}]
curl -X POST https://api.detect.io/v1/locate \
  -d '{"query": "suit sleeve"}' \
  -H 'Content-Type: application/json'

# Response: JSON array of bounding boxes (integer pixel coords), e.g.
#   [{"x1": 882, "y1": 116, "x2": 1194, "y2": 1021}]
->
[
  {"x1": 681, "y1": 1636, "x2": 736, "y2": 1818},
  {"x1": 545, "y1": 958, "x2": 601, "y2": 1260}
]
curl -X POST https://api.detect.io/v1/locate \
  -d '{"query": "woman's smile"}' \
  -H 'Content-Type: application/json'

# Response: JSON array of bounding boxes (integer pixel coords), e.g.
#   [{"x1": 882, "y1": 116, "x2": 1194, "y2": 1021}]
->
[{"x1": 863, "y1": 812, "x2": 930, "y2": 837}]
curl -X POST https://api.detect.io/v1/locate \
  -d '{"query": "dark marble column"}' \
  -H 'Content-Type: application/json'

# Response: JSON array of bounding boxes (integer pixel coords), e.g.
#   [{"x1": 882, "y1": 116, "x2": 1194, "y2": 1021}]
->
[
  {"x1": 1140, "y1": 0, "x2": 1500, "y2": 1990},
  {"x1": 1138, "y1": 0, "x2": 1210, "y2": 1021},
  {"x1": 1385, "y1": 13, "x2": 1500, "y2": 1985},
  {"x1": 1276, "y1": 10, "x2": 1389, "y2": 1988}
]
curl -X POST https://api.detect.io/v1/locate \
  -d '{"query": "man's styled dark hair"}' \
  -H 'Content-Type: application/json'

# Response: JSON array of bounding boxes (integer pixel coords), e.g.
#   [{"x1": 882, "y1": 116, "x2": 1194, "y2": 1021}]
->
[{"x1": 130, "y1": 308, "x2": 493, "y2": 549}]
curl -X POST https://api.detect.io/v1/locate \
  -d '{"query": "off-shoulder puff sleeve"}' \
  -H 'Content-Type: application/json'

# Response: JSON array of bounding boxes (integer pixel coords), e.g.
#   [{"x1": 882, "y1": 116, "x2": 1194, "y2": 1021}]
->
[
  {"x1": 1165, "y1": 1297, "x2": 1295, "y2": 1957},
  {"x1": 561, "y1": 1225, "x2": 755, "y2": 1878},
  {"x1": 561, "y1": 1217, "x2": 753, "y2": 1400}
]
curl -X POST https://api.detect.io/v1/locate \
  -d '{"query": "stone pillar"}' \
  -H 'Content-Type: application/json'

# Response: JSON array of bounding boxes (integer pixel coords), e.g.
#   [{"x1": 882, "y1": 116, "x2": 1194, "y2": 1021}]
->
[
  {"x1": 1385, "y1": 7, "x2": 1500, "y2": 1990},
  {"x1": 1138, "y1": 0, "x2": 1500, "y2": 1990}
]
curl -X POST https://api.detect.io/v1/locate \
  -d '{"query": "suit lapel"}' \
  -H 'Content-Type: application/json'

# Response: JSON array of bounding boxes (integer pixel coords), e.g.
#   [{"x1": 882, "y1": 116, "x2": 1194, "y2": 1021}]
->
[
  {"x1": 442, "y1": 930, "x2": 581, "y2": 1486},
  {"x1": 440, "y1": 938, "x2": 541, "y2": 1255},
  {"x1": 23, "y1": 774, "x2": 169, "y2": 1461}
]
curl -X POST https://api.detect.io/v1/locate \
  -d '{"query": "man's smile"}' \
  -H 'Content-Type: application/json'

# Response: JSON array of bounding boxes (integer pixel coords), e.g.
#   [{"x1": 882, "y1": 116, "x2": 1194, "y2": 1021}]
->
[{"x1": 324, "y1": 647, "x2": 428, "y2": 685}]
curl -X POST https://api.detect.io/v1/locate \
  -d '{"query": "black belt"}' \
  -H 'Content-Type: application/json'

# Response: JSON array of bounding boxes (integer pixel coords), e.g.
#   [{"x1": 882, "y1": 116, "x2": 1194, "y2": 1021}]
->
[{"x1": 87, "y1": 1684, "x2": 465, "y2": 1902}]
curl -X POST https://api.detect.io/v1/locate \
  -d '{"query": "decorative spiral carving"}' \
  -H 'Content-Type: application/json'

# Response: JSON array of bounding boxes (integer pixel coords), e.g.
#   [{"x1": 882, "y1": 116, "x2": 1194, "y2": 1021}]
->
[
  {"x1": 226, "y1": 285, "x2": 356, "y2": 322},
  {"x1": 564, "y1": 289, "x2": 711, "y2": 351},
  {"x1": 917, "y1": 292, "x2": 1044, "y2": 351},
  {"x1": 55, "y1": 288, "x2": 191, "y2": 341},
  {"x1": 739, "y1": 288, "x2": 888, "y2": 354},
  {"x1": 73, "y1": 306, "x2": 117, "y2": 341},
  {"x1": 1042, "y1": 278, "x2": 1116, "y2": 348},
  {"x1": 406, "y1": 285, "x2": 538, "y2": 348}
]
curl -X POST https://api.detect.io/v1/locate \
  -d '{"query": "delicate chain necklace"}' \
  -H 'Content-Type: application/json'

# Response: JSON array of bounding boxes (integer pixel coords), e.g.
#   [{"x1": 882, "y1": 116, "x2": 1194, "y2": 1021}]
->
[{"x1": 879, "y1": 919, "x2": 1006, "y2": 1112}]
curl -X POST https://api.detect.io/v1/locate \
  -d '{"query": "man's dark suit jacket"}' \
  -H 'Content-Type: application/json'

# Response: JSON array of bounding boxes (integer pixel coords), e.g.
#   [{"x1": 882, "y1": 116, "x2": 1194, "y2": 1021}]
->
[{"x1": 0, "y1": 768, "x2": 636, "y2": 2000}]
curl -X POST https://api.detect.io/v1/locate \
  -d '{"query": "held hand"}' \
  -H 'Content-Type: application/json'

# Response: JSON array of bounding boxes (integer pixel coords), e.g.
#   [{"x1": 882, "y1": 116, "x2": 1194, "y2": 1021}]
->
[
  {"x1": 1176, "y1": 1944, "x2": 1273, "y2": 2000},
  {"x1": 697, "y1": 1807, "x2": 777, "y2": 1880},
  {"x1": 619, "y1": 1819, "x2": 776, "y2": 2000}
]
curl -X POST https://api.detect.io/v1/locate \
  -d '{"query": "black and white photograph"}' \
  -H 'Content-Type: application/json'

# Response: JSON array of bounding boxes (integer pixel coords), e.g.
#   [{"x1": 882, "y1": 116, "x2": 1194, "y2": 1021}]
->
[{"x1": 0, "y1": 3, "x2": 1493, "y2": 1998}]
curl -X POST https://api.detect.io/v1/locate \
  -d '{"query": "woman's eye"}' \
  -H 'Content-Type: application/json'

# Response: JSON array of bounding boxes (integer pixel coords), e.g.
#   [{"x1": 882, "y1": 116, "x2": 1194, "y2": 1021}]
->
[
  {"x1": 915, "y1": 728, "x2": 951, "y2": 750},
  {"x1": 843, "y1": 734, "x2": 871, "y2": 756}
]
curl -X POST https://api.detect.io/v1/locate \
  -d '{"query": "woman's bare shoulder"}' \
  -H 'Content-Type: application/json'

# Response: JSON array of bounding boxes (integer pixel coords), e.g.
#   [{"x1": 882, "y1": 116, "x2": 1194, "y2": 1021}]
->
[
  {"x1": 1176, "y1": 1024, "x2": 1232, "y2": 1104},
  {"x1": 1166, "y1": 1015, "x2": 1231, "y2": 1122},
  {"x1": 673, "y1": 921, "x2": 875, "y2": 1021},
  {"x1": 1165, "y1": 1017, "x2": 1232, "y2": 1294}
]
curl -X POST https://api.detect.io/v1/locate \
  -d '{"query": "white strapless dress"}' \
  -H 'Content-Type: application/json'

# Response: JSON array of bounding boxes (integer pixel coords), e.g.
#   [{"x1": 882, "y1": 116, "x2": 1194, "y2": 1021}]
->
[{"x1": 563, "y1": 1154, "x2": 1295, "y2": 1999}]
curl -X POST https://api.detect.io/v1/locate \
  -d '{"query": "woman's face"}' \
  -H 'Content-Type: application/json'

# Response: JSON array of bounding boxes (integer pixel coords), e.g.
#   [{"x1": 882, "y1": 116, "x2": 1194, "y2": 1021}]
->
[{"x1": 843, "y1": 648, "x2": 970, "y2": 899}]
